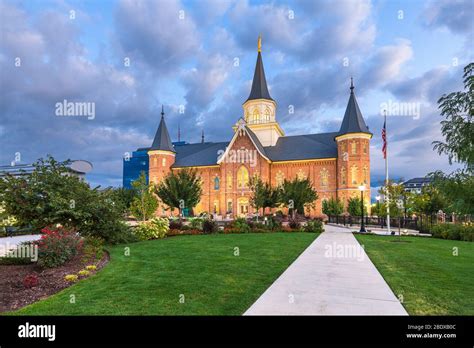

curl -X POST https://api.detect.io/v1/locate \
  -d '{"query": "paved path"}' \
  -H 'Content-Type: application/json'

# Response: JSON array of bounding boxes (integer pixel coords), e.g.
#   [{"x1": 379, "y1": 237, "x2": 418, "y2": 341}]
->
[
  {"x1": 0, "y1": 234, "x2": 41, "y2": 257},
  {"x1": 244, "y1": 225, "x2": 407, "y2": 315}
]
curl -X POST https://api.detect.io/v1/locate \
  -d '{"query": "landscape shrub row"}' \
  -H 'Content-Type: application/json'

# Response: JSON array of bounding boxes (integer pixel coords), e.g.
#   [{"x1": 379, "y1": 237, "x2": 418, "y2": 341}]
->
[{"x1": 430, "y1": 223, "x2": 474, "y2": 242}]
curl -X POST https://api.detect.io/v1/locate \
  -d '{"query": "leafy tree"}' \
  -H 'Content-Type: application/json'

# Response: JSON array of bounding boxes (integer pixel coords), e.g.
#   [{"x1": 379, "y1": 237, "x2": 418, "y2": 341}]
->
[
  {"x1": 411, "y1": 185, "x2": 446, "y2": 216},
  {"x1": 154, "y1": 168, "x2": 202, "y2": 216},
  {"x1": 347, "y1": 197, "x2": 368, "y2": 217},
  {"x1": 249, "y1": 176, "x2": 279, "y2": 217},
  {"x1": 429, "y1": 170, "x2": 474, "y2": 214},
  {"x1": 432, "y1": 62, "x2": 473, "y2": 172},
  {"x1": 0, "y1": 156, "x2": 132, "y2": 244},
  {"x1": 377, "y1": 180, "x2": 415, "y2": 218},
  {"x1": 109, "y1": 187, "x2": 137, "y2": 216},
  {"x1": 322, "y1": 197, "x2": 344, "y2": 216},
  {"x1": 130, "y1": 172, "x2": 158, "y2": 221},
  {"x1": 278, "y1": 178, "x2": 318, "y2": 218}
]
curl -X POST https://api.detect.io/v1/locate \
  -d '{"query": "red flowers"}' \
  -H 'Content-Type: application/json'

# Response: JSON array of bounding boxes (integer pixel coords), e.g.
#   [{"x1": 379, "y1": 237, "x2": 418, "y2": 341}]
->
[
  {"x1": 23, "y1": 274, "x2": 39, "y2": 288},
  {"x1": 34, "y1": 227, "x2": 82, "y2": 268}
]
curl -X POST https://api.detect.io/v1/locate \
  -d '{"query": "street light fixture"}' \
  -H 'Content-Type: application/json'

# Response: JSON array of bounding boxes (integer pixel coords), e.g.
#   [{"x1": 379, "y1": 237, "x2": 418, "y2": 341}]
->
[{"x1": 358, "y1": 184, "x2": 367, "y2": 233}]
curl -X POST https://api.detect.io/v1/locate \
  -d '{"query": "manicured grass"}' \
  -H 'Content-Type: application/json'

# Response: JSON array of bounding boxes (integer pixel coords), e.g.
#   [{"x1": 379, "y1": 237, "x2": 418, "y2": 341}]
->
[
  {"x1": 13, "y1": 233, "x2": 317, "y2": 315},
  {"x1": 355, "y1": 234, "x2": 474, "y2": 315}
]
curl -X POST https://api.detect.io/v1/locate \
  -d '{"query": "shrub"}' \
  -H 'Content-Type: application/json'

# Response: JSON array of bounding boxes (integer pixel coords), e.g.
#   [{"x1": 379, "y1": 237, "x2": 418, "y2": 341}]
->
[
  {"x1": 23, "y1": 274, "x2": 39, "y2": 288},
  {"x1": 133, "y1": 217, "x2": 169, "y2": 240},
  {"x1": 64, "y1": 274, "x2": 78, "y2": 282},
  {"x1": 233, "y1": 218, "x2": 251, "y2": 233},
  {"x1": 189, "y1": 217, "x2": 204, "y2": 230},
  {"x1": 266, "y1": 216, "x2": 282, "y2": 231},
  {"x1": 304, "y1": 219, "x2": 324, "y2": 233},
  {"x1": 169, "y1": 219, "x2": 183, "y2": 230},
  {"x1": 288, "y1": 218, "x2": 301, "y2": 230},
  {"x1": 202, "y1": 219, "x2": 218, "y2": 234},
  {"x1": 431, "y1": 223, "x2": 473, "y2": 241},
  {"x1": 78, "y1": 269, "x2": 90, "y2": 277},
  {"x1": 35, "y1": 227, "x2": 82, "y2": 268},
  {"x1": 82, "y1": 236, "x2": 105, "y2": 263}
]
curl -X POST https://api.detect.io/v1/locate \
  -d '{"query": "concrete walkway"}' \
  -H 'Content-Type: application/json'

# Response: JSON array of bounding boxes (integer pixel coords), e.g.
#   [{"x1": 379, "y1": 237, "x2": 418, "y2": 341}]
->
[
  {"x1": 0, "y1": 234, "x2": 41, "y2": 256},
  {"x1": 244, "y1": 225, "x2": 407, "y2": 315}
]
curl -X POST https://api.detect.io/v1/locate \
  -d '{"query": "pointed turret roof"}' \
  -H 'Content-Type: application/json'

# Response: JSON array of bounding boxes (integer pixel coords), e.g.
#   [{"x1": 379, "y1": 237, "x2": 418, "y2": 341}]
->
[
  {"x1": 246, "y1": 36, "x2": 273, "y2": 102},
  {"x1": 150, "y1": 105, "x2": 175, "y2": 152},
  {"x1": 339, "y1": 78, "x2": 371, "y2": 135}
]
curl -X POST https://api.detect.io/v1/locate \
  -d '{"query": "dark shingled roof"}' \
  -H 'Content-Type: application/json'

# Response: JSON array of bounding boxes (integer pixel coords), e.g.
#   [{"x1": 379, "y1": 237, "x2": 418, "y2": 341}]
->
[
  {"x1": 150, "y1": 113, "x2": 175, "y2": 152},
  {"x1": 339, "y1": 82, "x2": 371, "y2": 135},
  {"x1": 264, "y1": 132, "x2": 339, "y2": 161},
  {"x1": 246, "y1": 52, "x2": 273, "y2": 102},
  {"x1": 173, "y1": 142, "x2": 229, "y2": 167}
]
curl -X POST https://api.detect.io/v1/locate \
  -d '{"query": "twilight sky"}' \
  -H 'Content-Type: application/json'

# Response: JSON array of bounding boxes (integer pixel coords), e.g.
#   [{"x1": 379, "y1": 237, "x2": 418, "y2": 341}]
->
[{"x1": 1, "y1": 0, "x2": 473, "y2": 193}]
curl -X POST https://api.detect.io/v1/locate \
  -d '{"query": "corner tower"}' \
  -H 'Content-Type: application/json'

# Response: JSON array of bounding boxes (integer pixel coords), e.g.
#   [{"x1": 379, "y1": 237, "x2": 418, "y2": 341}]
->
[
  {"x1": 242, "y1": 36, "x2": 283, "y2": 146},
  {"x1": 335, "y1": 79, "x2": 372, "y2": 212},
  {"x1": 148, "y1": 106, "x2": 175, "y2": 185}
]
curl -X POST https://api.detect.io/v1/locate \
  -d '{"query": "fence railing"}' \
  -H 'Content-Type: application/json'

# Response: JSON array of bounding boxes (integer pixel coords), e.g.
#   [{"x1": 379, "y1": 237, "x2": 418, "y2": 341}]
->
[{"x1": 327, "y1": 214, "x2": 472, "y2": 234}]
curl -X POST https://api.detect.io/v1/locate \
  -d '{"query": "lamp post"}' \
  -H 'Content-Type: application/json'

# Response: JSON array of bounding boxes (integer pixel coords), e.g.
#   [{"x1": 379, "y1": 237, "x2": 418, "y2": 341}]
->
[{"x1": 358, "y1": 184, "x2": 366, "y2": 233}]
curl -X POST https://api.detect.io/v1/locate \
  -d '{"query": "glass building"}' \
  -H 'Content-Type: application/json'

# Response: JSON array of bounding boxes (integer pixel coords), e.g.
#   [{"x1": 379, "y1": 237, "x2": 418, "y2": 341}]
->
[{"x1": 122, "y1": 150, "x2": 149, "y2": 189}]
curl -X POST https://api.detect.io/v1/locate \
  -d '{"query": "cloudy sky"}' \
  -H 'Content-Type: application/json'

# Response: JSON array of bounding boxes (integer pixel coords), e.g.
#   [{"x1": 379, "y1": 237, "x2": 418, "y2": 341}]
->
[{"x1": 1, "y1": 0, "x2": 472, "y2": 193}]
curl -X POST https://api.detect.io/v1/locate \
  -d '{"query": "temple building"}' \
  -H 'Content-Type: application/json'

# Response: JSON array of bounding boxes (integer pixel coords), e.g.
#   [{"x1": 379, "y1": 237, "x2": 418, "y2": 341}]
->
[{"x1": 129, "y1": 37, "x2": 372, "y2": 217}]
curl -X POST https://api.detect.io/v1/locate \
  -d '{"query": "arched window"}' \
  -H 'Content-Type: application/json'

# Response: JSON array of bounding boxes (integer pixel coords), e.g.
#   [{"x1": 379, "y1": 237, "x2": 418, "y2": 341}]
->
[
  {"x1": 351, "y1": 142, "x2": 357, "y2": 155},
  {"x1": 252, "y1": 109, "x2": 260, "y2": 123},
  {"x1": 363, "y1": 166, "x2": 368, "y2": 184},
  {"x1": 351, "y1": 165, "x2": 358, "y2": 185},
  {"x1": 162, "y1": 158, "x2": 166, "y2": 167},
  {"x1": 276, "y1": 171, "x2": 285, "y2": 186},
  {"x1": 320, "y1": 168, "x2": 329, "y2": 187},
  {"x1": 227, "y1": 173, "x2": 233, "y2": 189},
  {"x1": 214, "y1": 176, "x2": 220, "y2": 190},
  {"x1": 237, "y1": 166, "x2": 249, "y2": 188},
  {"x1": 341, "y1": 167, "x2": 346, "y2": 185},
  {"x1": 153, "y1": 158, "x2": 157, "y2": 167},
  {"x1": 264, "y1": 107, "x2": 271, "y2": 121},
  {"x1": 363, "y1": 143, "x2": 367, "y2": 154}
]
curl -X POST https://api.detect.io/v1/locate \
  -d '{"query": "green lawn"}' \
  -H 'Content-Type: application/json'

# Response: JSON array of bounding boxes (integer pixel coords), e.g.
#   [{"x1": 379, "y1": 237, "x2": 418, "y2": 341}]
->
[
  {"x1": 13, "y1": 233, "x2": 317, "y2": 315},
  {"x1": 355, "y1": 234, "x2": 474, "y2": 315}
]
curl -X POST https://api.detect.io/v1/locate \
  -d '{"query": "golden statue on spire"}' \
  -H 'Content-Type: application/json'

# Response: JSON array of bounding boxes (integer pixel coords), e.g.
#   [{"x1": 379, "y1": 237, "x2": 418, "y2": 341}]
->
[{"x1": 258, "y1": 34, "x2": 262, "y2": 52}]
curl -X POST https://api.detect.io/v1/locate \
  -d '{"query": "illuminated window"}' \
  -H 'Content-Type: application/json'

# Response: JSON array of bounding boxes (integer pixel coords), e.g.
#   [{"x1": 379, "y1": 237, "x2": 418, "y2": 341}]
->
[
  {"x1": 153, "y1": 158, "x2": 157, "y2": 166},
  {"x1": 214, "y1": 176, "x2": 220, "y2": 190},
  {"x1": 237, "y1": 166, "x2": 249, "y2": 188},
  {"x1": 253, "y1": 109, "x2": 260, "y2": 123},
  {"x1": 162, "y1": 158, "x2": 166, "y2": 167},
  {"x1": 341, "y1": 167, "x2": 346, "y2": 185},
  {"x1": 213, "y1": 200, "x2": 219, "y2": 214},
  {"x1": 351, "y1": 165, "x2": 358, "y2": 184},
  {"x1": 320, "y1": 168, "x2": 329, "y2": 187},
  {"x1": 363, "y1": 144, "x2": 367, "y2": 154},
  {"x1": 264, "y1": 107, "x2": 271, "y2": 121},
  {"x1": 297, "y1": 169, "x2": 307, "y2": 180},
  {"x1": 227, "y1": 200, "x2": 233, "y2": 213},
  {"x1": 276, "y1": 171, "x2": 285, "y2": 186},
  {"x1": 351, "y1": 142, "x2": 357, "y2": 155},
  {"x1": 363, "y1": 166, "x2": 368, "y2": 184},
  {"x1": 227, "y1": 173, "x2": 233, "y2": 189}
]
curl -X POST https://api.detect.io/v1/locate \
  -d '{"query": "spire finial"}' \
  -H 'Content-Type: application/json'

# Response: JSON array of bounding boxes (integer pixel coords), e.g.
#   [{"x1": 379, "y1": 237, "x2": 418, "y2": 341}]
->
[
  {"x1": 350, "y1": 77, "x2": 354, "y2": 91},
  {"x1": 257, "y1": 34, "x2": 262, "y2": 53},
  {"x1": 161, "y1": 104, "x2": 165, "y2": 118},
  {"x1": 201, "y1": 130, "x2": 205, "y2": 143}
]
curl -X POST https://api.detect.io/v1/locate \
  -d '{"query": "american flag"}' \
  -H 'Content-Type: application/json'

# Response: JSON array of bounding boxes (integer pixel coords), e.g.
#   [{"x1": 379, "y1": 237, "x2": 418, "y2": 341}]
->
[{"x1": 382, "y1": 120, "x2": 387, "y2": 159}]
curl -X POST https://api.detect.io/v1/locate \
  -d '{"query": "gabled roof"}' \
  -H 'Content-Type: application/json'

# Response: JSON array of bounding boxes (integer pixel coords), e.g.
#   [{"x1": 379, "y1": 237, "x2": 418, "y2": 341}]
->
[
  {"x1": 150, "y1": 107, "x2": 175, "y2": 152},
  {"x1": 217, "y1": 120, "x2": 271, "y2": 164},
  {"x1": 246, "y1": 51, "x2": 273, "y2": 102},
  {"x1": 339, "y1": 80, "x2": 371, "y2": 135}
]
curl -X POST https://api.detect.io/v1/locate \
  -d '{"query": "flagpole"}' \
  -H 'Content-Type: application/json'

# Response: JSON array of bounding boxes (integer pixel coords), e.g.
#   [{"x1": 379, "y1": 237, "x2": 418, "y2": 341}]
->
[{"x1": 384, "y1": 111, "x2": 392, "y2": 235}]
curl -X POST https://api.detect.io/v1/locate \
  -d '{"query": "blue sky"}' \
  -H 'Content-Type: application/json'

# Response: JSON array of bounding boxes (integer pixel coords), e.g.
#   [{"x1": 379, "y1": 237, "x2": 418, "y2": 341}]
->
[{"x1": 1, "y1": 0, "x2": 473, "y2": 195}]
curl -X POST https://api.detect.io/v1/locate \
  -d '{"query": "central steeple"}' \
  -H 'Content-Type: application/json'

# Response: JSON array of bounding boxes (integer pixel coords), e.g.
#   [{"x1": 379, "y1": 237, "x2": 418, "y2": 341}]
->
[
  {"x1": 246, "y1": 35, "x2": 273, "y2": 102},
  {"x1": 241, "y1": 36, "x2": 283, "y2": 146}
]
